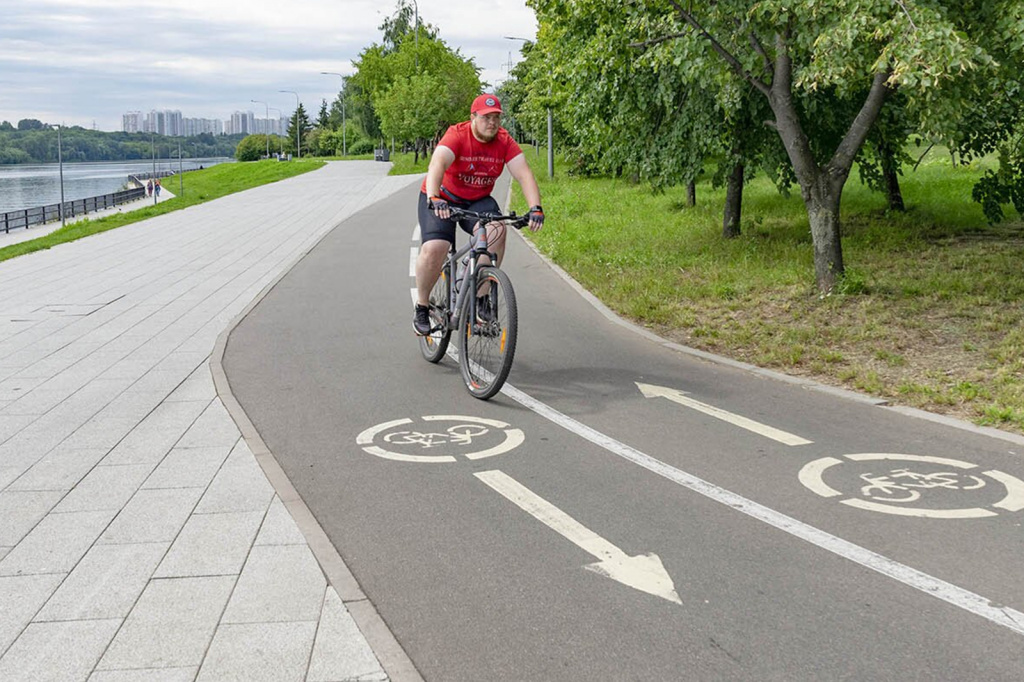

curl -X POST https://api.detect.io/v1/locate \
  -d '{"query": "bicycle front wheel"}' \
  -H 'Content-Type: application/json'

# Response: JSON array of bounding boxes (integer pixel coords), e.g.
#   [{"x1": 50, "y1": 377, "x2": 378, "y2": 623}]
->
[
  {"x1": 419, "y1": 263, "x2": 452, "y2": 363},
  {"x1": 459, "y1": 265, "x2": 517, "y2": 400}
]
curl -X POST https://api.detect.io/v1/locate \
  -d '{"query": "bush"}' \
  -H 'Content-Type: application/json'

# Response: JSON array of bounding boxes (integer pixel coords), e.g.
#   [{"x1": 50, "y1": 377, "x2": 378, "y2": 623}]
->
[{"x1": 235, "y1": 134, "x2": 273, "y2": 161}]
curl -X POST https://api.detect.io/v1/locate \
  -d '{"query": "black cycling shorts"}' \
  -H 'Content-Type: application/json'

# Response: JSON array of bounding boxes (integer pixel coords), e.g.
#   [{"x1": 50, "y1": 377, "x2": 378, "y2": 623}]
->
[{"x1": 418, "y1": 191, "x2": 500, "y2": 245}]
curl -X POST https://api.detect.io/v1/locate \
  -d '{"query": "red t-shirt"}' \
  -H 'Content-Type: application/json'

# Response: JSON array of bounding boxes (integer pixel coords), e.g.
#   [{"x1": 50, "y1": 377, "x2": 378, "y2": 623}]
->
[{"x1": 420, "y1": 121, "x2": 523, "y2": 202}]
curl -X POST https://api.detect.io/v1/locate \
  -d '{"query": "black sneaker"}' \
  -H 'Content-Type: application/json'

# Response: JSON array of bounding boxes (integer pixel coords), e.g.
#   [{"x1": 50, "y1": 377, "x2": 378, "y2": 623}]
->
[
  {"x1": 413, "y1": 304, "x2": 432, "y2": 336},
  {"x1": 476, "y1": 295, "x2": 495, "y2": 323}
]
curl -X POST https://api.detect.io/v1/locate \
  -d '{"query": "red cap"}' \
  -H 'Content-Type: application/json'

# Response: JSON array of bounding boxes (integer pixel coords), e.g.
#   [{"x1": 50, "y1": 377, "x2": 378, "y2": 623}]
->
[{"x1": 471, "y1": 94, "x2": 502, "y2": 115}]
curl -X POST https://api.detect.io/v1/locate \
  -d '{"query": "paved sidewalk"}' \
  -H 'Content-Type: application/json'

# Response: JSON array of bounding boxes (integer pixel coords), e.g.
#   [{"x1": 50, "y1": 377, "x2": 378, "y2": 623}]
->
[{"x1": 0, "y1": 161, "x2": 419, "y2": 681}]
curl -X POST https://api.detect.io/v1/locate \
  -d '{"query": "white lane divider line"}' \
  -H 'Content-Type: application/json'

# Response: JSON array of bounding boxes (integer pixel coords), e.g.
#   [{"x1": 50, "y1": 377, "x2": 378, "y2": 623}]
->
[
  {"x1": 499, "y1": 380, "x2": 1024, "y2": 637},
  {"x1": 475, "y1": 469, "x2": 681, "y2": 604},
  {"x1": 409, "y1": 247, "x2": 418, "y2": 278},
  {"x1": 637, "y1": 382, "x2": 812, "y2": 446}
]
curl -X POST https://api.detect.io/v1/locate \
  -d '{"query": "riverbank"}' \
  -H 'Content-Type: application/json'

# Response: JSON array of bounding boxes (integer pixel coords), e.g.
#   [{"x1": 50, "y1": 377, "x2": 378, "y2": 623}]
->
[{"x1": 0, "y1": 159, "x2": 325, "y2": 263}]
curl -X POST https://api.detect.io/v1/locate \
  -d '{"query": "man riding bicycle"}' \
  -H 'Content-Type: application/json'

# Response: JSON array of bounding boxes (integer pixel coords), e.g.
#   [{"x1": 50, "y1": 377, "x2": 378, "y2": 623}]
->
[{"x1": 414, "y1": 93, "x2": 544, "y2": 336}]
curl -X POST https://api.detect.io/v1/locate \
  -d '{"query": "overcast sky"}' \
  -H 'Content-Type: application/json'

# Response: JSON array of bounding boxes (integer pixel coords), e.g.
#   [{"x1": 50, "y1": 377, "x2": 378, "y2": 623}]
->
[{"x1": 0, "y1": 0, "x2": 538, "y2": 131}]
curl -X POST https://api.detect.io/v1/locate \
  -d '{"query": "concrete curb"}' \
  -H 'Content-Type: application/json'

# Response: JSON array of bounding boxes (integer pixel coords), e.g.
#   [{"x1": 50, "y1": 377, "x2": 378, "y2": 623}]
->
[{"x1": 210, "y1": 180, "x2": 425, "y2": 682}]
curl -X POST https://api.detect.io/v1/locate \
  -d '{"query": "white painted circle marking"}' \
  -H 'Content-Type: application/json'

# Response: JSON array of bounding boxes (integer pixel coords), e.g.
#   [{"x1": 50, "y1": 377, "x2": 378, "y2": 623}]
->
[
  {"x1": 356, "y1": 415, "x2": 524, "y2": 463},
  {"x1": 799, "y1": 453, "x2": 1024, "y2": 518}
]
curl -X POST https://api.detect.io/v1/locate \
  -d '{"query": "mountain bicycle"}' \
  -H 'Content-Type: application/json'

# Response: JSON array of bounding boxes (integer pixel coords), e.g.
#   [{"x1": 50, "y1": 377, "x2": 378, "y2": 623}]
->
[{"x1": 418, "y1": 208, "x2": 528, "y2": 400}]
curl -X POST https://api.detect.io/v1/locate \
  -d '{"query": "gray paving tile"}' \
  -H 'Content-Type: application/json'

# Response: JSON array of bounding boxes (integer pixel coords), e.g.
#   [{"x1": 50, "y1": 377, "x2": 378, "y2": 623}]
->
[
  {"x1": 0, "y1": 573, "x2": 64, "y2": 654},
  {"x1": 194, "y1": 442, "x2": 273, "y2": 514},
  {"x1": 176, "y1": 401, "x2": 239, "y2": 449},
  {"x1": 195, "y1": 621, "x2": 317, "y2": 682},
  {"x1": 88, "y1": 667, "x2": 199, "y2": 682},
  {"x1": 101, "y1": 389, "x2": 168, "y2": 422},
  {"x1": 0, "y1": 547, "x2": 9, "y2": 562},
  {"x1": 0, "y1": 413, "x2": 39, "y2": 442},
  {"x1": 221, "y1": 544, "x2": 325, "y2": 624},
  {"x1": 98, "y1": 487, "x2": 203, "y2": 545},
  {"x1": 254, "y1": 497, "x2": 307, "y2": 546},
  {"x1": 97, "y1": 576, "x2": 235, "y2": 670},
  {"x1": 153, "y1": 511, "x2": 262, "y2": 578},
  {"x1": 0, "y1": 510, "x2": 116, "y2": 577},
  {"x1": 53, "y1": 464, "x2": 155, "y2": 513},
  {"x1": 0, "y1": 376, "x2": 49, "y2": 402},
  {"x1": 6, "y1": 446, "x2": 108, "y2": 492},
  {"x1": 102, "y1": 400, "x2": 209, "y2": 466},
  {"x1": 2, "y1": 388, "x2": 73, "y2": 415},
  {"x1": 35, "y1": 542, "x2": 169, "y2": 621},
  {"x1": 0, "y1": 490, "x2": 63, "y2": 545},
  {"x1": 132, "y1": 370, "x2": 192, "y2": 396},
  {"x1": 143, "y1": 446, "x2": 232, "y2": 490},
  {"x1": 0, "y1": 618, "x2": 121, "y2": 682},
  {"x1": 0, "y1": 466, "x2": 23, "y2": 489},
  {"x1": 308, "y1": 587, "x2": 387, "y2": 682},
  {"x1": 165, "y1": 366, "x2": 215, "y2": 403},
  {"x1": 63, "y1": 416, "x2": 141, "y2": 450}
]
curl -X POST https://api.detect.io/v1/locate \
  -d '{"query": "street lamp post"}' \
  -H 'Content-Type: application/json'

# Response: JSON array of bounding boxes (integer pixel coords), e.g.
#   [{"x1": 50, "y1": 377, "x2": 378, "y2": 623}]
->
[
  {"x1": 320, "y1": 72, "x2": 347, "y2": 157},
  {"x1": 53, "y1": 124, "x2": 66, "y2": 227},
  {"x1": 279, "y1": 90, "x2": 301, "y2": 158},
  {"x1": 251, "y1": 99, "x2": 269, "y2": 158},
  {"x1": 151, "y1": 134, "x2": 157, "y2": 205},
  {"x1": 505, "y1": 36, "x2": 553, "y2": 179}
]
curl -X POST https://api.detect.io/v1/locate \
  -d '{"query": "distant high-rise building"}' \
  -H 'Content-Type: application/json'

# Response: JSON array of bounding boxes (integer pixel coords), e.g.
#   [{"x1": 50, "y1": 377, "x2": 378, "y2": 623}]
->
[
  {"x1": 124, "y1": 109, "x2": 230, "y2": 136},
  {"x1": 122, "y1": 111, "x2": 143, "y2": 133}
]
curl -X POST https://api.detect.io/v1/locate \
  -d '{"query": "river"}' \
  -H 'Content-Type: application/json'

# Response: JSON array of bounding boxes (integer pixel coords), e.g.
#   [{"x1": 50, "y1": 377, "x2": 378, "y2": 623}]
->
[{"x1": 0, "y1": 158, "x2": 235, "y2": 213}]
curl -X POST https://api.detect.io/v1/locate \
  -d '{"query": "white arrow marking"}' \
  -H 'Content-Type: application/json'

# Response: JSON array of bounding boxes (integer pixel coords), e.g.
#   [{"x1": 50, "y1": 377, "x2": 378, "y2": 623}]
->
[
  {"x1": 474, "y1": 469, "x2": 681, "y2": 605},
  {"x1": 636, "y1": 382, "x2": 812, "y2": 446}
]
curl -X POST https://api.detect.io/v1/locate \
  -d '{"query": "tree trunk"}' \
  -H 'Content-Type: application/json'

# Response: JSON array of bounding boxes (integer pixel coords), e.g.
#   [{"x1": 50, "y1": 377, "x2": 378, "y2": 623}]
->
[
  {"x1": 804, "y1": 179, "x2": 844, "y2": 293},
  {"x1": 880, "y1": 144, "x2": 905, "y2": 212},
  {"x1": 686, "y1": 180, "x2": 696, "y2": 207},
  {"x1": 722, "y1": 161, "x2": 743, "y2": 238}
]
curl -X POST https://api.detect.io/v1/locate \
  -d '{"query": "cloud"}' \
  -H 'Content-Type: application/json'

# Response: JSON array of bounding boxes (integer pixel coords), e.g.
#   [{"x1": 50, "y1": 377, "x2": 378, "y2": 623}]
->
[{"x1": 0, "y1": 0, "x2": 537, "y2": 130}]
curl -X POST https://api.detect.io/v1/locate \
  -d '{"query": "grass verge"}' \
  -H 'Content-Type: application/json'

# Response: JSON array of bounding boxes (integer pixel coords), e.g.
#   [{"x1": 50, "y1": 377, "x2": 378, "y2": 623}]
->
[
  {"x1": 510, "y1": 148, "x2": 1024, "y2": 435},
  {"x1": 0, "y1": 158, "x2": 325, "y2": 263}
]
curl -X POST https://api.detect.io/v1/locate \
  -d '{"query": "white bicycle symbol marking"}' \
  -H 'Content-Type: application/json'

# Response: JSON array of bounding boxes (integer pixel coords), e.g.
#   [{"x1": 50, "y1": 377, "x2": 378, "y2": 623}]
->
[
  {"x1": 799, "y1": 453, "x2": 1024, "y2": 519},
  {"x1": 383, "y1": 425, "x2": 491, "y2": 448},
  {"x1": 357, "y1": 415, "x2": 524, "y2": 464},
  {"x1": 859, "y1": 468, "x2": 987, "y2": 503}
]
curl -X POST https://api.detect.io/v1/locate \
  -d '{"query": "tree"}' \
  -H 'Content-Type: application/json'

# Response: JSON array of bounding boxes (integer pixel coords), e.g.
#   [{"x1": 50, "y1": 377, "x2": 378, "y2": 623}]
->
[
  {"x1": 317, "y1": 99, "x2": 330, "y2": 130},
  {"x1": 529, "y1": 0, "x2": 1018, "y2": 292},
  {"x1": 350, "y1": 5, "x2": 481, "y2": 160},
  {"x1": 645, "y1": 0, "x2": 1011, "y2": 292},
  {"x1": 286, "y1": 104, "x2": 312, "y2": 157}
]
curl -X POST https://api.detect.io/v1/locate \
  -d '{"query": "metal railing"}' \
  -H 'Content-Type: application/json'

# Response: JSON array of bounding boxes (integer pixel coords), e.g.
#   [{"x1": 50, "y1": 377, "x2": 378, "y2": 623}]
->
[{"x1": 2, "y1": 182, "x2": 150, "y2": 235}]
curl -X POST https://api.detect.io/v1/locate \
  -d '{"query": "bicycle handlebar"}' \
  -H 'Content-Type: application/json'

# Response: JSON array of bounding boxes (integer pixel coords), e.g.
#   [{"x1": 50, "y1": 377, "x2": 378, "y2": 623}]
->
[{"x1": 448, "y1": 206, "x2": 530, "y2": 229}]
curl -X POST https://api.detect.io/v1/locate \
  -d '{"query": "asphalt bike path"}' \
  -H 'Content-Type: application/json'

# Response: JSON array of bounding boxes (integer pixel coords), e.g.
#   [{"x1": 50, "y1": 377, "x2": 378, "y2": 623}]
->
[{"x1": 223, "y1": 177, "x2": 1024, "y2": 680}]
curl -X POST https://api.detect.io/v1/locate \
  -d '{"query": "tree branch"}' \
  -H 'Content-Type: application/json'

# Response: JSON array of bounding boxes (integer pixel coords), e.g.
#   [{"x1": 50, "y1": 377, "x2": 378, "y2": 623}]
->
[
  {"x1": 829, "y1": 71, "x2": 893, "y2": 174},
  {"x1": 628, "y1": 32, "x2": 689, "y2": 49},
  {"x1": 893, "y1": 0, "x2": 918, "y2": 30},
  {"x1": 748, "y1": 29, "x2": 774, "y2": 76},
  {"x1": 666, "y1": 0, "x2": 771, "y2": 96}
]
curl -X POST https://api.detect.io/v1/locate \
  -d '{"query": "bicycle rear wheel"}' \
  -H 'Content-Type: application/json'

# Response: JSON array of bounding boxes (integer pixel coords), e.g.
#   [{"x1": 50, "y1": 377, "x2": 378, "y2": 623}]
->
[
  {"x1": 419, "y1": 263, "x2": 452, "y2": 363},
  {"x1": 458, "y1": 265, "x2": 517, "y2": 400}
]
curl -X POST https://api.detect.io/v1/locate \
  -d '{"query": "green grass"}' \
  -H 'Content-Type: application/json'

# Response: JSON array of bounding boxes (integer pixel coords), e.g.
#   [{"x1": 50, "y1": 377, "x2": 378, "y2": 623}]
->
[
  {"x1": 388, "y1": 152, "x2": 429, "y2": 176},
  {"x1": 510, "y1": 147, "x2": 1024, "y2": 434},
  {"x1": 0, "y1": 159, "x2": 324, "y2": 263}
]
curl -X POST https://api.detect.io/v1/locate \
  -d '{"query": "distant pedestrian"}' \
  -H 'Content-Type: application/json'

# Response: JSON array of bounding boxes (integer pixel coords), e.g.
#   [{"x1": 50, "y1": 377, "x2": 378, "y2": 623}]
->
[
  {"x1": 155, "y1": 178, "x2": 161, "y2": 199},
  {"x1": 146, "y1": 179, "x2": 153, "y2": 197}
]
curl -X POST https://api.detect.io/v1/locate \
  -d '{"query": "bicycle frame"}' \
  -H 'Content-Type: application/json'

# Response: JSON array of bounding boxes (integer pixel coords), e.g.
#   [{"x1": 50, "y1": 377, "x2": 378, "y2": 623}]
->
[{"x1": 437, "y1": 208, "x2": 525, "y2": 333}]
